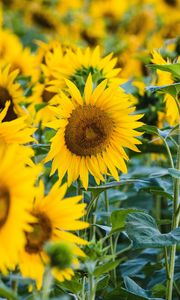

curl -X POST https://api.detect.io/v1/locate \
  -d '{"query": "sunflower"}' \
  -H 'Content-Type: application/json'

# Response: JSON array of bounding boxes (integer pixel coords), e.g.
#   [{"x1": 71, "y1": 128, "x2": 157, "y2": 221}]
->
[
  {"x1": 40, "y1": 41, "x2": 71, "y2": 84},
  {"x1": 25, "y1": 2, "x2": 59, "y2": 33},
  {"x1": 19, "y1": 180, "x2": 88, "y2": 289},
  {"x1": 0, "y1": 101, "x2": 36, "y2": 146},
  {"x1": 0, "y1": 29, "x2": 22, "y2": 64},
  {"x1": 47, "y1": 46, "x2": 126, "y2": 94},
  {"x1": 0, "y1": 144, "x2": 38, "y2": 273},
  {"x1": 27, "y1": 82, "x2": 61, "y2": 125},
  {"x1": 151, "y1": 50, "x2": 179, "y2": 126},
  {"x1": 45, "y1": 74, "x2": 143, "y2": 189},
  {"x1": 0, "y1": 64, "x2": 25, "y2": 122},
  {"x1": 9, "y1": 47, "x2": 40, "y2": 82}
]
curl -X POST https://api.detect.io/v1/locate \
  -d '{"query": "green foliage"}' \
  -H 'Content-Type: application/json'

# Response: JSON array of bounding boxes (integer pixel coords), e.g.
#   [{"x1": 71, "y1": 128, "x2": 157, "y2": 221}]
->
[{"x1": 126, "y1": 212, "x2": 180, "y2": 248}]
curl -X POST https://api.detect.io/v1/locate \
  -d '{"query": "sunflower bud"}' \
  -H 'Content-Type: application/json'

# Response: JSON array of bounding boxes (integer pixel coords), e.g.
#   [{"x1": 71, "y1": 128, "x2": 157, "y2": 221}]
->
[{"x1": 44, "y1": 242, "x2": 73, "y2": 270}]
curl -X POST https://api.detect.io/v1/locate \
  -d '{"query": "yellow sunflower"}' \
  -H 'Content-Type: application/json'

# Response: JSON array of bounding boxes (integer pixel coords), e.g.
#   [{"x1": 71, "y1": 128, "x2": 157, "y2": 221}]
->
[
  {"x1": 0, "y1": 144, "x2": 38, "y2": 273},
  {"x1": 19, "y1": 180, "x2": 88, "y2": 289},
  {"x1": 0, "y1": 64, "x2": 25, "y2": 121},
  {"x1": 151, "y1": 50, "x2": 179, "y2": 126},
  {"x1": 44, "y1": 45, "x2": 126, "y2": 93},
  {"x1": 27, "y1": 82, "x2": 61, "y2": 125},
  {"x1": 0, "y1": 101, "x2": 36, "y2": 146},
  {"x1": 0, "y1": 29, "x2": 22, "y2": 64},
  {"x1": 40, "y1": 41, "x2": 71, "y2": 84},
  {"x1": 45, "y1": 74, "x2": 143, "y2": 189},
  {"x1": 9, "y1": 47, "x2": 40, "y2": 82},
  {"x1": 24, "y1": 2, "x2": 59, "y2": 33}
]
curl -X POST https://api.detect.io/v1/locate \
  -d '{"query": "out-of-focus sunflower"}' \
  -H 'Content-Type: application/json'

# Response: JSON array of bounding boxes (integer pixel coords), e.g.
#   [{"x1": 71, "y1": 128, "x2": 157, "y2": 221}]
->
[
  {"x1": 9, "y1": 47, "x2": 40, "y2": 82},
  {"x1": 0, "y1": 29, "x2": 22, "y2": 64},
  {"x1": 0, "y1": 101, "x2": 36, "y2": 145},
  {"x1": 25, "y1": 2, "x2": 59, "y2": 33},
  {"x1": 45, "y1": 74, "x2": 143, "y2": 189},
  {"x1": 0, "y1": 65, "x2": 26, "y2": 121},
  {"x1": 89, "y1": 0, "x2": 130, "y2": 21},
  {"x1": 19, "y1": 181, "x2": 88, "y2": 289},
  {"x1": 27, "y1": 83, "x2": 61, "y2": 125},
  {"x1": 0, "y1": 145, "x2": 37, "y2": 273},
  {"x1": 56, "y1": 0, "x2": 83, "y2": 14},
  {"x1": 48, "y1": 46, "x2": 125, "y2": 94},
  {"x1": 151, "y1": 50, "x2": 179, "y2": 125}
]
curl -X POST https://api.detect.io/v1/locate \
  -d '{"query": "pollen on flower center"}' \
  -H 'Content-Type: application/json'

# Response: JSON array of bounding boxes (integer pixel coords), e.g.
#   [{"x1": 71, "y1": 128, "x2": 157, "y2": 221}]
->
[
  {"x1": 0, "y1": 86, "x2": 17, "y2": 121},
  {"x1": 0, "y1": 186, "x2": 10, "y2": 228},
  {"x1": 65, "y1": 105, "x2": 114, "y2": 156},
  {"x1": 25, "y1": 212, "x2": 52, "y2": 254}
]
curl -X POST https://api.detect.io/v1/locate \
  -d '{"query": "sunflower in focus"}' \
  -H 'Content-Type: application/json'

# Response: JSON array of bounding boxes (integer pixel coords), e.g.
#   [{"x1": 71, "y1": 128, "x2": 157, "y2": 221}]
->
[
  {"x1": 151, "y1": 50, "x2": 179, "y2": 125},
  {"x1": 45, "y1": 74, "x2": 143, "y2": 189},
  {"x1": 0, "y1": 145, "x2": 37, "y2": 273},
  {"x1": 0, "y1": 65, "x2": 25, "y2": 121},
  {"x1": 19, "y1": 181, "x2": 88, "y2": 289},
  {"x1": 40, "y1": 42, "x2": 71, "y2": 84}
]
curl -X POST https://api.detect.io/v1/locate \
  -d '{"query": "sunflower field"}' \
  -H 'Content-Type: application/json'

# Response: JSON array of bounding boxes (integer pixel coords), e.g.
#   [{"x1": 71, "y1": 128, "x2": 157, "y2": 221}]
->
[{"x1": 0, "y1": 0, "x2": 180, "y2": 299}]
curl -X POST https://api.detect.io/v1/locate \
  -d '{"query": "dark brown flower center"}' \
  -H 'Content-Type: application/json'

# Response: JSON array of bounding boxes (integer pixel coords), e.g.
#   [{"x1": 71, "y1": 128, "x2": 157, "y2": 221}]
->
[
  {"x1": 0, "y1": 86, "x2": 17, "y2": 121},
  {"x1": 0, "y1": 187, "x2": 10, "y2": 228},
  {"x1": 65, "y1": 105, "x2": 114, "y2": 156},
  {"x1": 25, "y1": 212, "x2": 52, "y2": 254},
  {"x1": 42, "y1": 89, "x2": 56, "y2": 103},
  {"x1": 164, "y1": 0, "x2": 177, "y2": 6},
  {"x1": 32, "y1": 12, "x2": 55, "y2": 30}
]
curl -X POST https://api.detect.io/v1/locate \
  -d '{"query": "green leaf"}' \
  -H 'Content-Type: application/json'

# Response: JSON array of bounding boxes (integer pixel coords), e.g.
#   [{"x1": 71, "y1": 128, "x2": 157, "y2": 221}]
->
[
  {"x1": 58, "y1": 279, "x2": 82, "y2": 294},
  {"x1": 147, "y1": 63, "x2": 180, "y2": 80},
  {"x1": 139, "y1": 125, "x2": 159, "y2": 136},
  {"x1": 94, "y1": 259, "x2": 122, "y2": 277},
  {"x1": 168, "y1": 168, "x2": 180, "y2": 179},
  {"x1": 146, "y1": 83, "x2": 180, "y2": 97},
  {"x1": 124, "y1": 276, "x2": 149, "y2": 298},
  {"x1": 123, "y1": 277, "x2": 164, "y2": 300},
  {"x1": 126, "y1": 212, "x2": 180, "y2": 248},
  {"x1": 0, "y1": 281, "x2": 18, "y2": 300},
  {"x1": 96, "y1": 275, "x2": 110, "y2": 291},
  {"x1": 111, "y1": 209, "x2": 143, "y2": 233}
]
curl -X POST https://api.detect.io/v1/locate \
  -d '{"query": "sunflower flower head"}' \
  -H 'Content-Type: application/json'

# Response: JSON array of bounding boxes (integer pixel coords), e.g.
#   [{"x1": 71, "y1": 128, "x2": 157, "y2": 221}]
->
[
  {"x1": 0, "y1": 144, "x2": 38, "y2": 273},
  {"x1": 19, "y1": 180, "x2": 88, "y2": 289},
  {"x1": 45, "y1": 74, "x2": 143, "y2": 189}
]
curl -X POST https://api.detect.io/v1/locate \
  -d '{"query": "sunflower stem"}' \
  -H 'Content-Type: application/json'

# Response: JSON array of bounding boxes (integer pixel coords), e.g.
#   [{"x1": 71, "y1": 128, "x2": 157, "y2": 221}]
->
[
  {"x1": 166, "y1": 115, "x2": 180, "y2": 300},
  {"x1": 89, "y1": 273, "x2": 95, "y2": 300},
  {"x1": 41, "y1": 267, "x2": 53, "y2": 300},
  {"x1": 104, "y1": 186, "x2": 117, "y2": 286}
]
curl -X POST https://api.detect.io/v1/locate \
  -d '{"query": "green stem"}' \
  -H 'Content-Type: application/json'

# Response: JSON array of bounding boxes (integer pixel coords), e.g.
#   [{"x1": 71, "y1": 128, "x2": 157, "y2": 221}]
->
[
  {"x1": 162, "y1": 138, "x2": 174, "y2": 168},
  {"x1": 89, "y1": 274, "x2": 95, "y2": 300},
  {"x1": 104, "y1": 188, "x2": 117, "y2": 286},
  {"x1": 42, "y1": 267, "x2": 53, "y2": 300},
  {"x1": 166, "y1": 122, "x2": 180, "y2": 300}
]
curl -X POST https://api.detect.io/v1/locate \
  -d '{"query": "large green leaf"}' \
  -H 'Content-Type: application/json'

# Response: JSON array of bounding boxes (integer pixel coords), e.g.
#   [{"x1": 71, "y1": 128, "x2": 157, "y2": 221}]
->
[
  {"x1": 111, "y1": 209, "x2": 143, "y2": 233},
  {"x1": 126, "y1": 212, "x2": 180, "y2": 248},
  {"x1": 146, "y1": 83, "x2": 180, "y2": 97},
  {"x1": 168, "y1": 168, "x2": 180, "y2": 179}
]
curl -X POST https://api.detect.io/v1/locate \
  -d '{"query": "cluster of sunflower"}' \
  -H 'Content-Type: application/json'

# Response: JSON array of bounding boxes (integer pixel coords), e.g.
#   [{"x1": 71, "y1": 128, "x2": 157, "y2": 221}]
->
[
  {"x1": 0, "y1": 0, "x2": 179, "y2": 298},
  {"x1": 0, "y1": 7, "x2": 145, "y2": 294}
]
